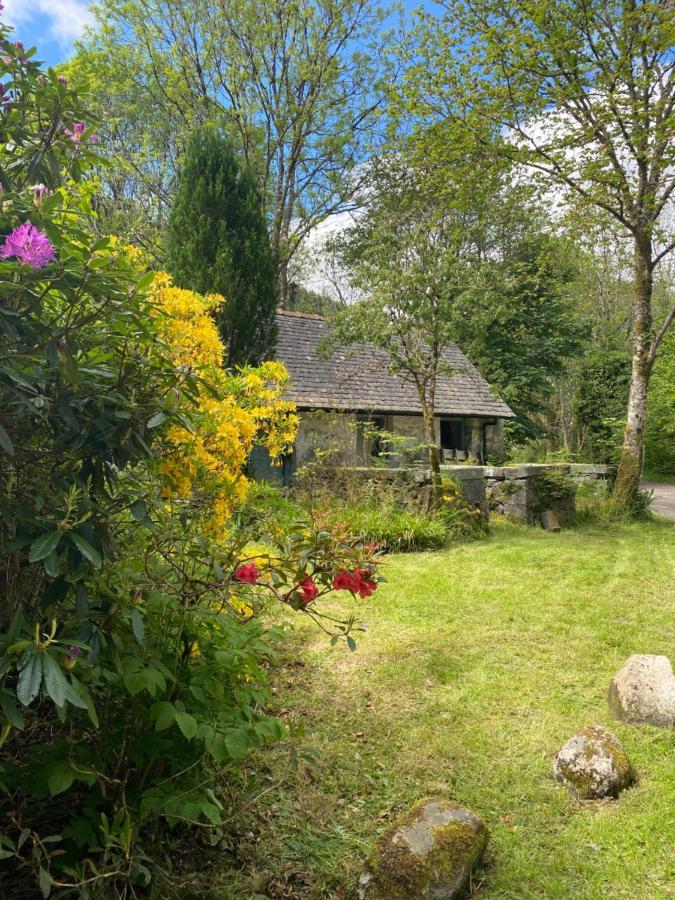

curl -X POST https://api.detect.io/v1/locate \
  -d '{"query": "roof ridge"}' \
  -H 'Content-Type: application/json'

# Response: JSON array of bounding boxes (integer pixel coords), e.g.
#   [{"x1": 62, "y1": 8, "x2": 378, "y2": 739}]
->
[{"x1": 276, "y1": 309, "x2": 327, "y2": 321}]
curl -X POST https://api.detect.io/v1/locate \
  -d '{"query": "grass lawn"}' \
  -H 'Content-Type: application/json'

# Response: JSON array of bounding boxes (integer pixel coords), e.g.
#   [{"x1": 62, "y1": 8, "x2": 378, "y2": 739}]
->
[{"x1": 197, "y1": 519, "x2": 675, "y2": 900}]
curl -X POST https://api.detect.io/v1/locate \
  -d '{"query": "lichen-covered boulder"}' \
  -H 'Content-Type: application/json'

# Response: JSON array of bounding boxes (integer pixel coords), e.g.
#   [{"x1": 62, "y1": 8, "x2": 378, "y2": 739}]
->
[
  {"x1": 608, "y1": 654, "x2": 675, "y2": 728},
  {"x1": 358, "y1": 799, "x2": 488, "y2": 900},
  {"x1": 553, "y1": 725, "x2": 635, "y2": 800}
]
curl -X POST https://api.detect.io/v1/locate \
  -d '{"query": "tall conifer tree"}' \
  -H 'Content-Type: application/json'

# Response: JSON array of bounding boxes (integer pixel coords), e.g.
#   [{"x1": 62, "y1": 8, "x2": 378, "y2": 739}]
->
[{"x1": 166, "y1": 127, "x2": 277, "y2": 366}]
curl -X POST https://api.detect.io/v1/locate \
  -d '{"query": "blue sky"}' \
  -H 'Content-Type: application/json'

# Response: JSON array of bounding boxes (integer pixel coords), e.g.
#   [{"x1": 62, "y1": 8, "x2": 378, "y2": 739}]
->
[{"x1": 4, "y1": 0, "x2": 93, "y2": 66}]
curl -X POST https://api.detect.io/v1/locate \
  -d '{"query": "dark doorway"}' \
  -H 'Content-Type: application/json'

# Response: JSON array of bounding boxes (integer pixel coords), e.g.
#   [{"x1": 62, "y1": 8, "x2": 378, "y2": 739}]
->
[{"x1": 440, "y1": 418, "x2": 465, "y2": 452}]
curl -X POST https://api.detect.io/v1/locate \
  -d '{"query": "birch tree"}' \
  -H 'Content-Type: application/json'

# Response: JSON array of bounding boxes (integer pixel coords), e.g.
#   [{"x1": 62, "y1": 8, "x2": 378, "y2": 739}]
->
[{"x1": 404, "y1": 0, "x2": 675, "y2": 509}]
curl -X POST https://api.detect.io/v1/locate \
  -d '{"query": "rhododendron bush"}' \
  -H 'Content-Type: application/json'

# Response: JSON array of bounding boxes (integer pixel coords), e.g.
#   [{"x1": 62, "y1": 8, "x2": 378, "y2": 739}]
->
[{"x1": 0, "y1": 19, "x2": 378, "y2": 898}]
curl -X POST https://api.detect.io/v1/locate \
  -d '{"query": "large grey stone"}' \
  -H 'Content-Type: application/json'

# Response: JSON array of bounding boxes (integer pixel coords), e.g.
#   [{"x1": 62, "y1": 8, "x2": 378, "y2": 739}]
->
[
  {"x1": 358, "y1": 799, "x2": 488, "y2": 900},
  {"x1": 553, "y1": 725, "x2": 635, "y2": 800},
  {"x1": 541, "y1": 509, "x2": 561, "y2": 532},
  {"x1": 608, "y1": 655, "x2": 675, "y2": 727}
]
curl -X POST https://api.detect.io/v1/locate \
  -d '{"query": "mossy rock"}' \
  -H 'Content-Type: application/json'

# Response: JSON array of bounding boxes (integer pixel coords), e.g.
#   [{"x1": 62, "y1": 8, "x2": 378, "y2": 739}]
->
[
  {"x1": 553, "y1": 725, "x2": 635, "y2": 800},
  {"x1": 358, "y1": 799, "x2": 488, "y2": 899}
]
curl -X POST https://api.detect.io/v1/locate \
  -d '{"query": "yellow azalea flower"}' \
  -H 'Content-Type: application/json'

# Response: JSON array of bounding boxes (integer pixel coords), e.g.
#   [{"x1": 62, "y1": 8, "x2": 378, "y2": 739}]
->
[{"x1": 149, "y1": 273, "x2": 297, "y2": 542}]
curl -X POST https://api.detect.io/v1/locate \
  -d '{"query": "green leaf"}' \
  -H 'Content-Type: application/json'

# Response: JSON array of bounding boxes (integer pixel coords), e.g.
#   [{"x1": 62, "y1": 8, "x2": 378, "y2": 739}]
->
[
  {"x1": 42, "y1": 654, "x2": 68, "y2": 707},
  {"x1": 47, "y1": 761, "x2": 74, "y2": 796},
  {"x1": 17, "y1": 652, "x2": 43, "y2": 706},
  {"x1": 175, "y1": 711, "x2": 198, "y2": 740},
  {"x1": 0, "y1": 422, "x2": 14, "y2": 456},
  {"x1": 223, "y1": 729, "x2": 249, "y2": 759},
  {"x1": 147, "y1": 410, "x2": 167, "y2": 429},
  {"x1": 38, "y1": 866, "x2": 51, "y2": 898},
  {"x1": 0, "y1": 694, "x2": 25, "y2": 730},
  {"x1": 123, "y1": 668, "x2": 156, "y2": 697},
  {"x1": 28, "y1": 532, "x2": 60, "y2": 563},
  {"x1": 69, "y1": 533, "x2": 102, "y2": 569},
  {"x1": 130, "y1": 499, "x2": 148, "y2": 522},
  {"x1": 151, "y1": 701, "x2": 176, "y2": 731},
  {"x1": 347, "y1": 636, "x2": 357, "y2": 652},
  {"x1": 200, "y1": 801, "x2": 222, "y2": 825},
  {"x1": 135, "y1": 270, "x2": 156, "y2": 294},
  {"x1": 43, "y1": 552, "x2": 59, "y2": 577},
  {"x1": 131, "y1": 608, "x2": 144, "y2": 645}
]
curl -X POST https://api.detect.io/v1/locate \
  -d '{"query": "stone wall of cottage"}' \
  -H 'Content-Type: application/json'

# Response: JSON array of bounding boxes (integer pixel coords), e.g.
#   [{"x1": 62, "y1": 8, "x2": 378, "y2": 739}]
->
[
  {"x1": 295, "y1": 411, "x2": 506, "y2": 468},
  {"x1": 294, "y1": 410, "x2": 358, "y2": 467}
]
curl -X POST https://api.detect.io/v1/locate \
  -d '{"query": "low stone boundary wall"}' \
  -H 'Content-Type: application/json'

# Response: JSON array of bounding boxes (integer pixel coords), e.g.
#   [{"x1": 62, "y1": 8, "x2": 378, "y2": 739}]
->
[
  {"x1": 310, "y1": 463, "x2": 615, "y2": 528},
  {"x1": 443, "y1": 463, "x2": 615, "y2": 526},
  {"x1": 483, "y1": 464, "x2": 575, "y2": 525},
  {"x1": 438, "y1": 466, "x2": 489, "y2": 519}
]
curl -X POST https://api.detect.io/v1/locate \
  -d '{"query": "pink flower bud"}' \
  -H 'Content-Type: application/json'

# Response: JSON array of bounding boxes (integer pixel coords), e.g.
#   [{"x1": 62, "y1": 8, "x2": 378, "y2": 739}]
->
[{"x1": 32, "y1": 183, "x2": 49, "y2": 206}]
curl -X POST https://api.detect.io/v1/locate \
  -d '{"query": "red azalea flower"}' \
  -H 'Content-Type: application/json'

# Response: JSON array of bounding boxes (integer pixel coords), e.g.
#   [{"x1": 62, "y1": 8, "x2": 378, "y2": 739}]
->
[
  {"x1": 234, "y1": 562, "x2": 259, "y2": 585},
  {"x1": 332, "y1": 569, "x2": 360, "y2": 593},
  {"x1": 299, "y1": 576, "x2": 319, "y2": 605},
  {"x1": 355, "y1": 569, "x2": 377, "y2": 599}
]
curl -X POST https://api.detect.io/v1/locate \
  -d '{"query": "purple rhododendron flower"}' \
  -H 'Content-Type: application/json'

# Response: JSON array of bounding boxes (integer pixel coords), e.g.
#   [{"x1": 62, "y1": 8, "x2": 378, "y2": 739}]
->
[
  {"x1": 0, "y1": 222, "x2": 56, "y2": 269},
  {"x1": 64, "y1": 122, "x2": 86, "y2": 143},
  {"x1": 65, "y1": 122, "x2": 99, "y2": 145}
]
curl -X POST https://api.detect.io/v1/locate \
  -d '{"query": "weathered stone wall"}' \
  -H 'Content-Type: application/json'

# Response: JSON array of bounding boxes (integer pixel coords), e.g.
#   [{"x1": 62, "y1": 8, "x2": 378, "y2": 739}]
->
[
  {"x1": 291, "y1": 455, "x2": 613, "y2": 528},
  {"x1": 295, "y1": 411, "x2": 506, "y2": 468},
  {"x1": 483, "y1": 463, "x2": 615, "y2": 525},
  {"x1": 438, "y1": 463, "x2": 614, "y2": 526},
  {"x1": 295, "y1": 411, "x2": 358, "y2": 467},
  {"x1": 440, "y1": 465, "x2": 489, "y2": 519}
]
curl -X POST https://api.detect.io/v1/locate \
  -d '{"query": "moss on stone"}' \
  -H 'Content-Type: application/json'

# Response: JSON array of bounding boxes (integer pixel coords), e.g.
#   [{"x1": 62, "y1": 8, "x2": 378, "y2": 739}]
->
[
  {"x1": 555, "y1": 726, "x2": 635, "y2": 800},
  {"x1": 362, "y1": 799, "x2": 487, "y2": 899}
]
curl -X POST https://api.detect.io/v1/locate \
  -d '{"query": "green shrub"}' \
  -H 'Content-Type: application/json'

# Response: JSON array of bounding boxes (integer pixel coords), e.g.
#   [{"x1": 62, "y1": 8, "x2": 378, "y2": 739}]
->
[
  {"x1": 233, "y1": 481, "x2": 309, "y2": 539},
  {"x1": 531, "y1": 470, "x2": 577, "y2": 513},
  {"x1": 325, "y1": 481, "x2": 487, "y2": 553},
  {"x1": 0, "y1": 30, "x2": 380, "y2": 898},
  {"x1": 644, "y1": 331, "x2": 675, "y2": 476}
]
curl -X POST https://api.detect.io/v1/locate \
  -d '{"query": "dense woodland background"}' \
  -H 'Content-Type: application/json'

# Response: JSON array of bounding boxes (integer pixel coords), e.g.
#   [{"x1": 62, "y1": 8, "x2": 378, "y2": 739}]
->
[{"x1": 65, "y1": 0, "x2": 674, "y2": 478}]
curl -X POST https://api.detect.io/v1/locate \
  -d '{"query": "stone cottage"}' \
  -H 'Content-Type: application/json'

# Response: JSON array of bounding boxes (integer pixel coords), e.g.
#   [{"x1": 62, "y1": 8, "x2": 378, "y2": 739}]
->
[{"x1": 253, "y1": 310, "x2": 514, "y2": 482}]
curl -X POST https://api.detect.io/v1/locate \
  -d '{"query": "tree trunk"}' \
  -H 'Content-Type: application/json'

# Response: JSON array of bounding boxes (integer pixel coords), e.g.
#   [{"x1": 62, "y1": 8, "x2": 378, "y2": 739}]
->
[
  {"x1": 612, "y1": 236, "x2": 654, "y2": 511},
  {"x1": 420, "y1": 400, "x2": 442, "y2": 510},
  {"x1": 277, "y1": 260, "x2": 290, "y2": 309}
]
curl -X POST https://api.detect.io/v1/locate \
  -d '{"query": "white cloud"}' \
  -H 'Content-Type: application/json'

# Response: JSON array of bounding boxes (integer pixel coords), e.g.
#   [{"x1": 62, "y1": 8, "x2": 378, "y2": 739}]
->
[{"x1": 4, "y1": 0, "x2": 93, "y2": 46}]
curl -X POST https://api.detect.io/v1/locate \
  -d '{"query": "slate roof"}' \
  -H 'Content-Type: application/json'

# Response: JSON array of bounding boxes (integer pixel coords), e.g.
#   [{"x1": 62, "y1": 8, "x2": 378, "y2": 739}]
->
[{"x1": 276, "y1": 311, "x2": 515, "y2": 419}]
